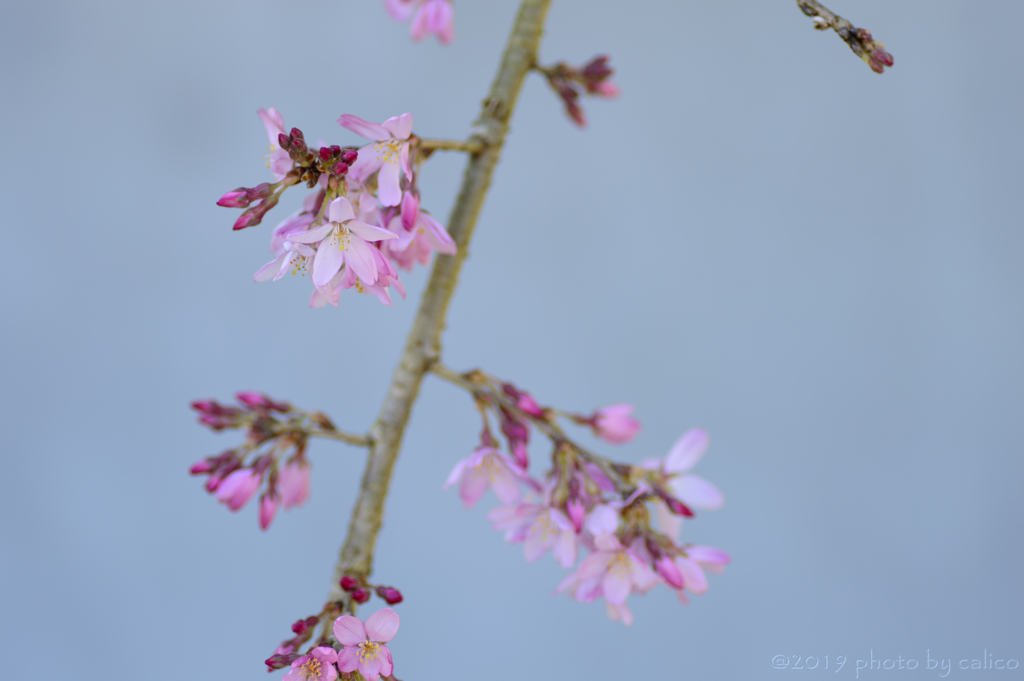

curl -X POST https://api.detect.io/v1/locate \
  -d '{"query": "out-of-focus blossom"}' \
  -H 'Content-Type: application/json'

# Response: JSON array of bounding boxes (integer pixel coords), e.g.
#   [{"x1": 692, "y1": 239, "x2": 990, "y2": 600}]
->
[
  {"x1": 444, "y1": 446, "x2": 523, "y2": 508},
  {"x1": 216, "y1": 469, "x2": 261, "y2": 511},
  {"x1": 338, "y1": 113, "x2": 413, "y2": 206},
  {"x1": 384, "y1": 0, "x2": 454, "y2": 44},
  {"x1": 258, "y1": 107, "x2": 294, "y2": 181},
  {"x1": 590, "y1": 404, "x2": 641, "y2": 444},
  {"x1": 555, "y1": 534, "x2": 659, "y2": 625},
  {"x1": 335, "y1": 609, "x2": 400, "y2": 681},
  {"x1": 279, "y1": 459, "x2": 311, "y2": 509}
]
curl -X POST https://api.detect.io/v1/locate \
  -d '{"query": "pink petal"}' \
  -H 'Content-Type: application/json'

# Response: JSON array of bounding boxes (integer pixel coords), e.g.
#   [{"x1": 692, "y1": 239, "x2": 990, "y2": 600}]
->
[
  {"x1": 409, "y1": 6, "x2": 429, "y2": 41},
  {"x1": 384, "y1": 0, "x2": 417, "y2": 20},
  {"x1": 328, "y1": 197, "x2": 356, "y2": 224},
  {"x1": 443, "y1": 458, "x2": 468, "y2": 490},
  {"x1": 664, "y1": 428, "x2": 709, "y2": 473},
  {"x1": 677, "y1": 557, "x2": 708, "y2": 595},
  {"x1": 258, "y1": 107, "x2": 285, "y2": 145},
  {"x1": 669, "y1": 474, "x2": 724, "y2": 510},
  {"x1": 377, "y1": 161, "x2": 402, "y2": 206},
  {"x1": 364, "y1": 608, "x2": 400, "y2": 642},
  {"x1": 655, "y1": 556, "x2": 684, "y2": 589},
  {"x1": 553, "y1": 529, "x2": 577, "y2": 568},
  {"x1": 459, "y1": 469, "x2": 489, "y2": 508},
  {"x1": 311, "y1": 233, "x2": 345, "y2": 287},
  {"x1": 576, "y1": 551, "x2": 614, "y2": 581},
  {"x1": 652, "y1": 498, "x2": 684, "y2": 542},
  {"x1": 338, "y1": 114, "x2": 390, "y2": 140},
  {"x1": 523, "y1": 528, "x2": 549, "y2": 562},
  {"x1": 686, "y1": 546, "x2": 731, "y2": 565},
  {"x1": 348, "y1": 219, "x2": 398, "y2": 242},
  {"x1": 289, "y1": 222, "x2": 334, "y2": 244},
  {"x1": 381, "y1": 113, "x2": 413, "y2": 141},
  {"x1": 379, "y1": 646, "x2": 393, "y2": 677},
  {"x1": 336, "y1": 647, "x2": 360, "y2": 673},
  {"x1": 605, "y1": 600, "x2": 633, "y2": 626},
  {"x1": 254, "y1": 252, "x2": 288, "y2": 283},
  {"x1": 490, "y1": 466, "x2": 521, "y2": 505},
  {"x1": 332, "y1": 615, "x2": 367, "y2": 646},
  {"x1": 344, "y1": 236, "x2": 379, "y2": 285},
  {"x1": 602, "y1": 568, "x2": 631, "y2": 605},
  {"x1": 359, "y1": 654, "x2": 383, "y2": 681},
  {"x1": 421, "y1": 213, "x2": 457, "y2": 254}
]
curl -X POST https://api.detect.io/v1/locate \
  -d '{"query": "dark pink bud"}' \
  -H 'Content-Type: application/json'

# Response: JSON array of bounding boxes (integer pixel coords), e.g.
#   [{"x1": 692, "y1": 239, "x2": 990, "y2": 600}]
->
[
  {"x1": 567, "y1": 498, "x2": 586, "y2": 533},
  {"x1": 277, "y1": 133, "x2": 292, "y2": 150},
  {"x1": 236, "y1": 391, "x2": 270, "y2": 409},
  {"x1": 330, "y1": 145, "x2": 341, "y2": 156},
  {"x1": 340, "y1": 149, "x2": 358, "y2": 165},
  {"x1": 190, "y1": 399, "x2": 218, "y2": 413},
  {"x1": 318, "y1": 146, "x2": 333, "y2": 161},
  {"x1": 340, "y1": 575, "x2": 360, "y2": 592},
  {"x1": 375, "y1": 586, "x2": 404, "y2": 605},
  {"x1": 331, "y1": 161, "x2": 349, "y2": 176},
  {"x1": 217, "y1": 188, "x2": 251, "y2": 208},
  {"x1": 189, "y1": 460, "x2": 213, "y2": 475},
  {"x1": 581, "y1": 55, "x2": 612, "y2": 80},
  {"x1": 265, "y1": 654, "x2": 299, "y2": 671},
  {"x1": 289, "y1": 127, "x2": 304, "y2": 141},
  {"x1": 351, "y1": 588, "x2": 370, "y2": 604},
  {"x1": 664, "y1": 496, "x2": 695, "y2": 518},
  {"x1": 233, "y1": 212, "x2": 259, "y2": 231}
]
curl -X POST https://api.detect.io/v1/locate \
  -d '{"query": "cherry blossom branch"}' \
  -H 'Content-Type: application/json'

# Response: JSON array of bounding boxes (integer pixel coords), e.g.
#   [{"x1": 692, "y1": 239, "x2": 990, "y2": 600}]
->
[
  {"x1": 796, "y1": 0, "x2": 894, "y2": 73},
  {"x1": 325, "y1": 0, "x2": 553, "y2": 607},
  {"x1": 429, "y1": 362, "x2": 631, "y2": 496}
]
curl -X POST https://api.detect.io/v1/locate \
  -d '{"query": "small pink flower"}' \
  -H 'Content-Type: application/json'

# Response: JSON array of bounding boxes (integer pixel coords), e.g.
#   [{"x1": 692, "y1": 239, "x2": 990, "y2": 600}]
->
[
  {"x1": 444, "y1": 446, "x2": 523, "y2": 509},
  {"x1": 279, "y1": 459, "x2": 311, "y2": 509},
  {"x1": 338, "y1": 113, "x2": 413, "y2": 207},
  {"x1": 665, "y1": 546, "x2": 731, "y2": 604},
  {"x1": 283, "y1": 646, "x2": 338, "y2": 681},
  {"x1": 334, "y1": 608, "x2": 399, "y2": 681},
  {"x1": 522, "y1": 505, "x2": 577, "y2": 567},
  {"x1": 384, "y1": 0, "x2": 454, "y2": 44},
  {"x1": 555, "y1": 534, "x2": 659, "y2": 626},
  {"x1": 289, "y1": 197, "x2": 398, "y2": 287},
  {"x1": 215, "y1": 469, "x2": 261, "y2": 511},
  {"x1": 590, "y1": 404, "x2": 641, "y2": 444}
]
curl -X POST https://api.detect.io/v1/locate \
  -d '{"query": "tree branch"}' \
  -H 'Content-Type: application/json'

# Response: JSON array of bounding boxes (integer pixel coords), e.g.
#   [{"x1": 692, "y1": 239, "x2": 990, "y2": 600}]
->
[
  {"x1": 796, "y1": 0, "x2": 894, "y2": 73},
  {"x1": 325, "y1": 0, "x2": 554, "y2": 607}
]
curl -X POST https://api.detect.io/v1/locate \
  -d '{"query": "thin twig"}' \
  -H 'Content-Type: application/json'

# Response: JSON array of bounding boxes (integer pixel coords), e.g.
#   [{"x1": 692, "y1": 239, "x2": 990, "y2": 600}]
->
[
  {"x1": 796, "y1": 0, "x2": 894, "y2": 73},
  {"x1": 307, "y1": 428, "x2": 372, "y2": 447},
  {"x1": 416, "y1": 138, "x2": 485, "y2": 154},
  {"x1": 325, "y1": 0, "x2": 554, "y2": 608}
]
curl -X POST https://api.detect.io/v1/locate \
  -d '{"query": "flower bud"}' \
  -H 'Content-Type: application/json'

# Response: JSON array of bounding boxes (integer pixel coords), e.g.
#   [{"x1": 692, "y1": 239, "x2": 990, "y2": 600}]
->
[
  {"x1": 247, "y1": 183, "x2": 273, "y2": 201},
  {"x1": 655, "y1": 556, "x2": 684, "y2": 589},
  {"x1": 341, "y1": 149, "x2": 358, "y2": 165},
  {"x1": 351, "y1": 588, "x2": 371, "y2": 604},
  {"x1": 289, "y1": 127, "x2": 304, "y2": 141},
  {"x1": 236, "y1": 391, "x2": 270, "y2": 409},
  {"x1": 331, "y1": 161, "x2": 349, "y2": 176},
  {"x1": 265, "y1": 653, "x2": 299, "y2": 671},
  {"x1": 278, "y1": 133, "x2": 292, "y2": 150},
  {"x1": 339, "y1": 575, "x2": 360, "y2": 592},
  {"x1": 375, "y1": 586, "x2": 404, "y2": 605},
  {"x1": 291, "y1": 615, "x2": 320, "y2": 635},
  {"x1": 662, "y1": 495, "x2": 694, "y2": 518},
  {"x1": 259, "y1": 492, "x2": 279, "y2": 531},
  {"x1": 217, "y1": 188, "x2": 251, "y2": 208},
  {"x1": 590, "y1": 404, "x2": 641, "y2": 444}
]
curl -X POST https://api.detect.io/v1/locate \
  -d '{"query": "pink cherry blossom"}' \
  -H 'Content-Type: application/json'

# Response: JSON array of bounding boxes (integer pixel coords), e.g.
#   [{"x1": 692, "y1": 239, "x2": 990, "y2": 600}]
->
[
  {"x1": 384, "y1": 0, "x2": 454, "y2": 44},
  {"x1": 555, "y1": 533, "x2": 659, "y2": 625},
  {"x1": 215, "y1": 469, "x2": 260, "y2": 511},
  {"x1": 590, "y1": 404, "x2": 641, "y2": 444},
  {"x1": 279, "y1": 459, "x2": 311, "y2": 509},
  {"x1": 383, "y1": 198, "x2": 456, "y2": 272},
  {"x1": 283, "y1": 646, "x2": 338, "y2": 681},
  {"x1": 257, "y1": 107, "x2": 293, "y2": 181},
  {"x1": 338, "y1": 113, "x2": 413, "y2": 207},
  {"x1": 487, "y1": 503, "x2": 577, "y2": 567},
  {"x1": 334, "y1": 609, "x2": 399, "y2": 681},
  {"x1": 444, "y1": 446, "x2": 523, "y2": 508},
  {"x1": 254, "y1": 192, "x2": 323, "y2": 283},
  {"x1": 660, "y1": 429, "x2": 725, "y2": 511},
  {"x1": 289, "y1": 197, "x2": 398, "y2": 287}
]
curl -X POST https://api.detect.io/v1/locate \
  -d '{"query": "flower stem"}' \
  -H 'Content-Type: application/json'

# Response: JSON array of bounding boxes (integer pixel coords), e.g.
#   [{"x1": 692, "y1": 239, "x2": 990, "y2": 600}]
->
[
  {"x1": 416, "y1": 138, "x2": 485, "y2": 154},
  {"x1": 325, "y1": 0, "x2": 554, "y2": 607}
]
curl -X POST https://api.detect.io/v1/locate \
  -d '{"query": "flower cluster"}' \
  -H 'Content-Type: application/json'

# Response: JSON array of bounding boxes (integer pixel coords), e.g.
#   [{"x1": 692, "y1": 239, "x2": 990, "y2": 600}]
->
[
  {"x1": 188, "y1": 392, "x2": 336, "y2": 529},
  {"x1": 384, "y1": 0, "x2": 454, "y2": 44},
  {"x1": 217, "y1": 109, "x2": 456, "y2": 308},
  {"x1": 440, "y1": 368, "x2": 729, "y2": 625},
  {"x1": 537, "y1": 55, "x2": 620, "y2": 127},
  {"x1": 268, "y1": 608, "x2": 401, "y2": 681}
]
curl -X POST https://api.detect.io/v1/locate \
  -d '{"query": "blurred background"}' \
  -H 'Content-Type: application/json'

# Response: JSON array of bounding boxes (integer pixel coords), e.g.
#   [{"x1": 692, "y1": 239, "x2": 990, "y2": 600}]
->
[{"x1": 1, "y1": 0, "x2": 1022, "y2": 678}]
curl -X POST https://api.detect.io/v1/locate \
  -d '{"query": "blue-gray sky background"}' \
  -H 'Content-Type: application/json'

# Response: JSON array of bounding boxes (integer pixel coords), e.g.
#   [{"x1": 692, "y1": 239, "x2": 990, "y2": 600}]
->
[{"x1": 1, "y1": 1, "x2": 1022, "y2": 678}]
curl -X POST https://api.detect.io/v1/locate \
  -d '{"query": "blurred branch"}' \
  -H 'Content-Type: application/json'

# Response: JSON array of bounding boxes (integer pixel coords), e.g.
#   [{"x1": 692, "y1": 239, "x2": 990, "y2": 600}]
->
[
  {"x1": 796, "y1": 0, "x2": 894, "y2": 73},
  {"x1": 324, "y1": 0, "x2": 554, "y2": 608}
]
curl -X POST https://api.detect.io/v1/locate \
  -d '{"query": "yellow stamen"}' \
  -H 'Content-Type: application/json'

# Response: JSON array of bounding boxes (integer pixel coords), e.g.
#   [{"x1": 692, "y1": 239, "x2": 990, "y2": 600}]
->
[
  {"x1": 608, "y1": 551, "x2": 631, "y2": 578},
  {"x1": 358, "y1": 641, "x2": 381, "y2": 662},
  {"x1": 300, "y1": 658, "x2": 322, "y2": 680}
]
